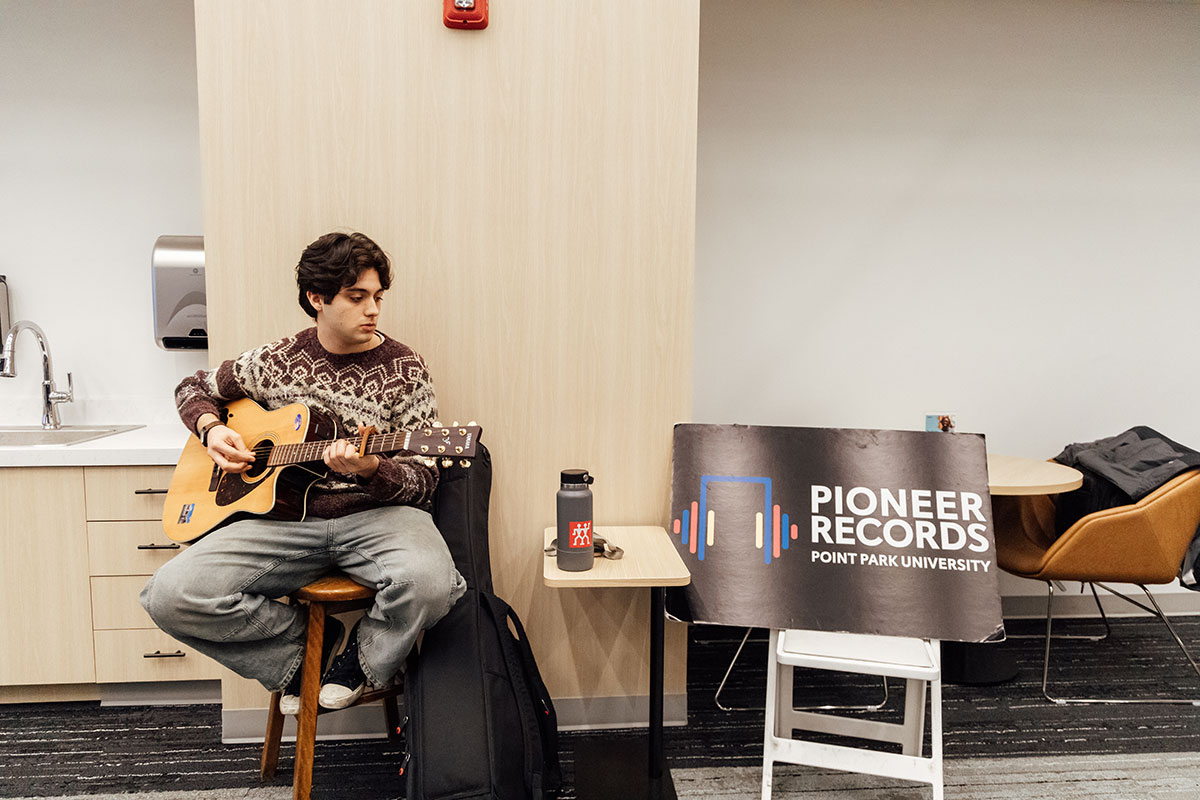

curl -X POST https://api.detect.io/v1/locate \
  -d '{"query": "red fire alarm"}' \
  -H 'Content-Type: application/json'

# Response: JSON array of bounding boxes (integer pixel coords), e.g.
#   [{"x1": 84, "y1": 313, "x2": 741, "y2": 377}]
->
[{"x1": 444, "y1": 0, "x2": 488, "y2": 30}]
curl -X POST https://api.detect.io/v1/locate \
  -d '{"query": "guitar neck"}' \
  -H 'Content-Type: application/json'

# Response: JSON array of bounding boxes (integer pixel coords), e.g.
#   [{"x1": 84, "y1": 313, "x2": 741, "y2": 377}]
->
[{"x1": 266, "y1": 431, "x2": 415, "y2": 467}]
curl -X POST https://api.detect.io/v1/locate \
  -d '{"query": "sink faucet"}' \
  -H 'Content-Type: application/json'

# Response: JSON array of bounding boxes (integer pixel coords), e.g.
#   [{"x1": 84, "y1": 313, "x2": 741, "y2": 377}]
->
[{"x1": 0, "y1": 321, "x2": 74, "y2": 429}]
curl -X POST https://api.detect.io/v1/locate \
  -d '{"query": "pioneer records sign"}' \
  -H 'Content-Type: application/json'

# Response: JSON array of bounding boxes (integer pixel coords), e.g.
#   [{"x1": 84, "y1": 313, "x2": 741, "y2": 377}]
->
[{"x1": 665, "y1": 424, "x2": 1004, "y2": 642}]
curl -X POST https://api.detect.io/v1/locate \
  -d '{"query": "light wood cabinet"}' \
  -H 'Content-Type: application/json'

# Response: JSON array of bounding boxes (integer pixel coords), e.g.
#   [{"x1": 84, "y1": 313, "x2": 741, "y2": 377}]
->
[
  {"x1": 84, "y1": 466, "x2": 181, "y2": 521},
  {"x1": 86, "y1": 521, "x2": 180, "y2": 576},
  {"x1": 0, "y1": 467, "x2": 94, "y2": 685},
  {"x1": 0, "y1": 464, "x2": 220, "y2": 691},
  {"x1": 82, "y1": 466, "x2": 221, "y2": 683},
  {"x1": 94, "y1": 628, "x2": 222, "y2": 683}
]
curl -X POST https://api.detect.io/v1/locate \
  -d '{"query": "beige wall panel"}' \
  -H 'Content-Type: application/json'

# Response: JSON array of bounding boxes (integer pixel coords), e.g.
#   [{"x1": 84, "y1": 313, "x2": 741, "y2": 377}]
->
[{"x1": 196, "y1": 0, "x2": 697, "y2": 710}]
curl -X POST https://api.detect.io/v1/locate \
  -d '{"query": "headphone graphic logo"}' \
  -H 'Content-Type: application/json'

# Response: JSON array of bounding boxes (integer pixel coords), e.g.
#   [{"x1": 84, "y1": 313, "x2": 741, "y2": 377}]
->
[{"x1": 673, "y1": 474, "x2": 799, "y2": 564}]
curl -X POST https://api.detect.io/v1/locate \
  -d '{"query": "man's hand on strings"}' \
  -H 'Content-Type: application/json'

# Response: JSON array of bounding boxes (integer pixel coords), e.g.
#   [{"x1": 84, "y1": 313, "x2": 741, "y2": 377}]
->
[{"x1": 206, "y1": 425, "x2": 255, "y2": 474}]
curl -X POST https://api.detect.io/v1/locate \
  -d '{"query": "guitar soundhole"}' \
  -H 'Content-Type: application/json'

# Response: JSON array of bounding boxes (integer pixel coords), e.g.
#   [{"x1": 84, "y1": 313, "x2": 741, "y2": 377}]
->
[{"x1": 245, "y1": 439, "x2": 274, "y2": 479}]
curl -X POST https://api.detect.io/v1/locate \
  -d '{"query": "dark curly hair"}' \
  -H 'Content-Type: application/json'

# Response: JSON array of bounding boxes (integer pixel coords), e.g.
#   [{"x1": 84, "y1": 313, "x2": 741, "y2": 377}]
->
[{"x1": 296, "y1": 232, "x2": 393, "y2": 319}]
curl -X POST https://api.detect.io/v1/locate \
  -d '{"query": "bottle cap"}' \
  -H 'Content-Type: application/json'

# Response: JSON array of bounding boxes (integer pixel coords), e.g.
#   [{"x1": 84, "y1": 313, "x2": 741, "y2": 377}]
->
[{"x1": 561, "y1": 469, "x2": 593, "y2": 485}]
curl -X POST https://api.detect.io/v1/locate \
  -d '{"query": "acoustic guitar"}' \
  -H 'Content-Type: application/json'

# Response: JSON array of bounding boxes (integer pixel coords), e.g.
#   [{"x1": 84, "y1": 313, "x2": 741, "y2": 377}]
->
[{"x1": 162, "y1": 398, "x2": 481, "y2": 543}]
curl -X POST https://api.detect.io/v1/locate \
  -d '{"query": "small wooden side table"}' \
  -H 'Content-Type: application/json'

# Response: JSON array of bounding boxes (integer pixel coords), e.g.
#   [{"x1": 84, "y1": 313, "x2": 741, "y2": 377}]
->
[{"x1": 543, "y1": 525, "x2": 690, "y2": 800}]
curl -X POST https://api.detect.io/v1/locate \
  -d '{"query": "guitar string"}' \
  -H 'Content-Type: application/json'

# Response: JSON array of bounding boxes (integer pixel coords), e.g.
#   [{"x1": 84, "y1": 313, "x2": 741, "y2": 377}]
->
[{"x1": 258, "y1": 430, "x2": 461, "y2": 467}]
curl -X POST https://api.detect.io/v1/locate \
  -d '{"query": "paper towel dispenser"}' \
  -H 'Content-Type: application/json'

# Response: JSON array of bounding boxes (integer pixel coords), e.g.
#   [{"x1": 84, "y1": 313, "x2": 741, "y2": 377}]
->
[{"x1": 152, "y1": 235, "x2": 207, "y2": 350}]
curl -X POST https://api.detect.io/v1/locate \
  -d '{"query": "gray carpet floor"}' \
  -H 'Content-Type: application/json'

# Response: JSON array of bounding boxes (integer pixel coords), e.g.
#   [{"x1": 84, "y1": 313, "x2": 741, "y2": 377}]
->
[
  {"x1": 3, "y1": 618, "x2": 1200, "y2": 798},
  {"x1": 678, "y1": 752, "x2": 1200, "y2": 799},
  {"x1": 8, "y1": 753, "x2": 1200, "y2": 800}
]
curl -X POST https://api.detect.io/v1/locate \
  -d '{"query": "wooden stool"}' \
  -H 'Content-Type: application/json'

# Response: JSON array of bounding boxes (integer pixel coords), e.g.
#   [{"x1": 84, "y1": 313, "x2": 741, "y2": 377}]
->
[{"x1": 260, "y1": 573, "x2": 404, "y2": 800}]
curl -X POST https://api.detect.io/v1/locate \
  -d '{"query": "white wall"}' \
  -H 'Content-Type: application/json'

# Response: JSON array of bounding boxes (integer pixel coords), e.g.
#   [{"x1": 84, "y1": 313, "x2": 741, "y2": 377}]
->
[
  {"x1": 0, "y1": 0, "x2": 205, "y2": 427},
  {"x1": 7, "y1": 0, "x2": 1199, "y2": 610},
  {"x1": 695, "y1": 0, "x2": 1200, "y2": 605}
]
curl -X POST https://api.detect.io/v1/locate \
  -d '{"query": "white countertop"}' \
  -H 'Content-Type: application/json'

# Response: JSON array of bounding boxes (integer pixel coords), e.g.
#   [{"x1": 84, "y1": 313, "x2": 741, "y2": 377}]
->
[{"x1": 0, "y1": 424, "x2": 187, "y2": 467}]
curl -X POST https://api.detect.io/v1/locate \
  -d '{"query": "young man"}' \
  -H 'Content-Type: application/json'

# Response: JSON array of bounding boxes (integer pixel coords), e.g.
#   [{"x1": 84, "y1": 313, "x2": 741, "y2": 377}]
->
[{"x1": 141, "y1": 231, "x2": 465, "y2": 713}]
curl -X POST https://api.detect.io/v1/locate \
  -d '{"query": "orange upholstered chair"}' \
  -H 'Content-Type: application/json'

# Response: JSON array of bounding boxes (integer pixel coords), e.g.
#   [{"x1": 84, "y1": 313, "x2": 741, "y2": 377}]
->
[{"x1": 994, "y1": 468, "x2": 1200, "y2": 704}]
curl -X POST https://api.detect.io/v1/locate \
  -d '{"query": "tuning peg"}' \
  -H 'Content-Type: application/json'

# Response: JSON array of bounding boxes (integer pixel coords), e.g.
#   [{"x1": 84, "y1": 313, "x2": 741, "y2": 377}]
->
[
  {"x1": 423, "y1": 457, "x2": 436, "y2": 468},
  {"x1": 458, "y1": 427, "x2": 467, "y2": 436},
  {"x1": 451, "y1": 420, "x2": 460, "y2": 427},
  {"x1": 424, "y1": 428, "x2": 433, "y2": 436},
  {"x1": 441, "y1": 458, "x2": 453, "y2": 468},
  {"x1": 455, "y1": 446, "x2": 463, "y2": 454},
  {"x1": 420, "y1": 445, "x2": 430, "y2": 453},
  {"x1": 432, "y1": 420, "x2": 443, "y2": 428},
  {"x1": 468, "y1": 420, "x2": 477, "y2": 426},
  {"x1": 460, "y1": 459, "x2": 471, "y2": 468},
  {"x1": 437, "y1": 445, "x2": 446, "y2": 453}
]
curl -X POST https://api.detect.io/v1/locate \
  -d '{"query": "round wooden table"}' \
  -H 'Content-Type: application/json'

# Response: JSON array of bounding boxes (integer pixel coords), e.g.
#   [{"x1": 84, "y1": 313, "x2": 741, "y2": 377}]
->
[{"x1": 986, "y1": 453, "x2": 1082, "y2": 496}]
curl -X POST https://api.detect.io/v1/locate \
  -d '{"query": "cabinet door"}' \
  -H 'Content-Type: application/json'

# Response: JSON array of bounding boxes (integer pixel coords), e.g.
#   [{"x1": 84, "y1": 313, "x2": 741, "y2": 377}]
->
[
  {"x1": 0, "y1": 467, "x2": 95, "y2": 685},
  {"x1": 83, "y1": 466, "x2": 174, "y2": 521},
  {"x1": 87, "y1": 521, "x2": 182, "y2": 576}
]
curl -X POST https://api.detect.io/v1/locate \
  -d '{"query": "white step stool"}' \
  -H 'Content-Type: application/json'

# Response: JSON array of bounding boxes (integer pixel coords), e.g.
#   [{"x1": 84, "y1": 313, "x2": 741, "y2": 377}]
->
[{"x1": 762, "y1": 629, "x2": 943, "y2": 800}]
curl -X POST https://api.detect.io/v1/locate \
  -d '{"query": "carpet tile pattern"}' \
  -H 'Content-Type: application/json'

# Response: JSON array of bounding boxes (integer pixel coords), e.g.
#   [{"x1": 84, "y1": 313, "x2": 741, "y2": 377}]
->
[{"x1": 2, "y1": 617, "x2": 1199, "y2": 798}]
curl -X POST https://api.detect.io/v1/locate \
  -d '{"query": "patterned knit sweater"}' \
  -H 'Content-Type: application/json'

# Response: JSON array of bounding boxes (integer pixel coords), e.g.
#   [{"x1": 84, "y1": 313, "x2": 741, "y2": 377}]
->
[{"x1": 175, "y1": 327, "x2": 439, "y2": 518}]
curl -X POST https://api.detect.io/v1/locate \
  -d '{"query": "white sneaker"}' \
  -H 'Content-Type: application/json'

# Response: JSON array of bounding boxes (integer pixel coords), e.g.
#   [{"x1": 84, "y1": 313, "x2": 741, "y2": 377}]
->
[
  {"x1": 278, "y1": 616, "x2": 345, "y2": 716},
  {"x1": 279, "y1": 692, "x2": 301, "y2": 716},
  {"x1": 319, "y1": 621, "x2": 366, "y2": 710},
  {"x1": 318, "y1": 679, "x2": 365, "y2": 710}
]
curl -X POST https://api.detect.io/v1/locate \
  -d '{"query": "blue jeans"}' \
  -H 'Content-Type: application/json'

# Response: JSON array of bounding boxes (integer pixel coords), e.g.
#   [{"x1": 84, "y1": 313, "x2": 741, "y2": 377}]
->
[{"x1": 140, "y1": 505, "x2": 466, "y2": 692}]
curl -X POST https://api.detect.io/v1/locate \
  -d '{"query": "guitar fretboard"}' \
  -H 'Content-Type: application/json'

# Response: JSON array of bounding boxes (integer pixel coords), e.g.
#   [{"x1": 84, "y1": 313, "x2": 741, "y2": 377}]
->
[{"x1": 266, "y1": 431, "x2": 414, "y2": 467}]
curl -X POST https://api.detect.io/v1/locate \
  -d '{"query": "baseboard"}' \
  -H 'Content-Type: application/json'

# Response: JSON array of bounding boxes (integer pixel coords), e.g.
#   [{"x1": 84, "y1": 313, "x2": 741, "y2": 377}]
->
[
  {"x1": 1002, "y1": 587, "x2": 1200, "y2": 619},
  {"x1": 100, "y1": 680, "x2": 221, "y2": 707},
  {"x1": 222, "y1": 702, "x2": 394, "y2": 744},
  {"x1": 553, "y1": 692, "x2": 689, "y2": 731},
  {"x1": 221, "y1": 692, "x2": 689, "y2": 742},
  {"x1": 0, "y1": 683, "x2": 100, "y2": 705}
]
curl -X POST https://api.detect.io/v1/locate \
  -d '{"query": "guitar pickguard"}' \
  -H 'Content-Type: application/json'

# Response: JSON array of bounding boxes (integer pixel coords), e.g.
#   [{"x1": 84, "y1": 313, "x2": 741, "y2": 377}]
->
[{"x1": 214, "y1": 467, "x2": 277, "y2": 507}]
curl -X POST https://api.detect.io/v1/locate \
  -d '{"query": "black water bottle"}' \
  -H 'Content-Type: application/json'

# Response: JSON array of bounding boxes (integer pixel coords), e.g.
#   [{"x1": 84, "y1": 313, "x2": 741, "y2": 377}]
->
[{"x1": 556, "y1": 469, "x2": 595, "y2": 572}]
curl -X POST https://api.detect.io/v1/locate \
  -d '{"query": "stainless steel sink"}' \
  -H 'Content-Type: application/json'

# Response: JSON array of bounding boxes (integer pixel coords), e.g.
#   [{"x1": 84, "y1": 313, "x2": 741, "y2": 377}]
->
[{"x1": 0, "y1": 424, "x2": 143, "y2": 447}]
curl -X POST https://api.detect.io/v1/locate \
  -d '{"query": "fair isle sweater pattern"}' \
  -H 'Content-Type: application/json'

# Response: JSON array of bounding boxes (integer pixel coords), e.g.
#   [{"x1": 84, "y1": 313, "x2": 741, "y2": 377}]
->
[{"x1": 175, "y1": 327, "x2": 439, "y2": 518}]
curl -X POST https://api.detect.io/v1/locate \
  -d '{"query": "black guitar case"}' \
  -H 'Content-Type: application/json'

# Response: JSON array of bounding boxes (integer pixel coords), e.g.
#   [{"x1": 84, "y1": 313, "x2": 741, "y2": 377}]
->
[
  {"x1": 410, "y1": 444, "x2": 562, "y2": 799},
  {"x1": 430, "y1": 444, "x2": 494, "y2": 594}
]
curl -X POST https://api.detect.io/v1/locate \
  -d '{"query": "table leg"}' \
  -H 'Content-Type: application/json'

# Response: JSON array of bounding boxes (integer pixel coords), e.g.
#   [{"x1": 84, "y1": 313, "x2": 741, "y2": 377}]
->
[
  {"x1": 648, "y1": 586, "x2": 665, "y2": 782},
  {"x1": 571, "y1": 586, "x2": 677, "y2": 800}
]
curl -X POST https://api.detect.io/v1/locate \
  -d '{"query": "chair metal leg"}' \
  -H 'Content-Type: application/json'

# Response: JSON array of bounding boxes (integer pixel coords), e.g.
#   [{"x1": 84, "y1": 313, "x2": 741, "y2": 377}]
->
[
  {"x1": 793, "y1": 678, "x2": 890, "y2": 713},
  {"x1": 1042, "y1": 581, "x2": 1200, "y2": 706},
  {"x1": 1008, "y1": 582, "x2": 1111, "y2": 642},
  {"x1": 716, "y1": 628, "x2": 757, "y2": 711},
  {"x1": 718, "y1": 626, "x2": 888, "y2": 712}
]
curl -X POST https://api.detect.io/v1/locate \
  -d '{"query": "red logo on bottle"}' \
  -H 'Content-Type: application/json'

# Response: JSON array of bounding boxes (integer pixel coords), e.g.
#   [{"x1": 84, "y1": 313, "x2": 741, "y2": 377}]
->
[{"x1": 569, "y1": 520, "x2": 592, "y2": 549}]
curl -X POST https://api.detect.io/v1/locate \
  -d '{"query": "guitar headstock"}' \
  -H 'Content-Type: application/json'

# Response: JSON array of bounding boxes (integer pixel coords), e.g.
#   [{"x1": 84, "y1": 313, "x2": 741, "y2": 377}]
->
[{"x1": 410, "y1": 421, "x2": 482, "y2": 459}]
